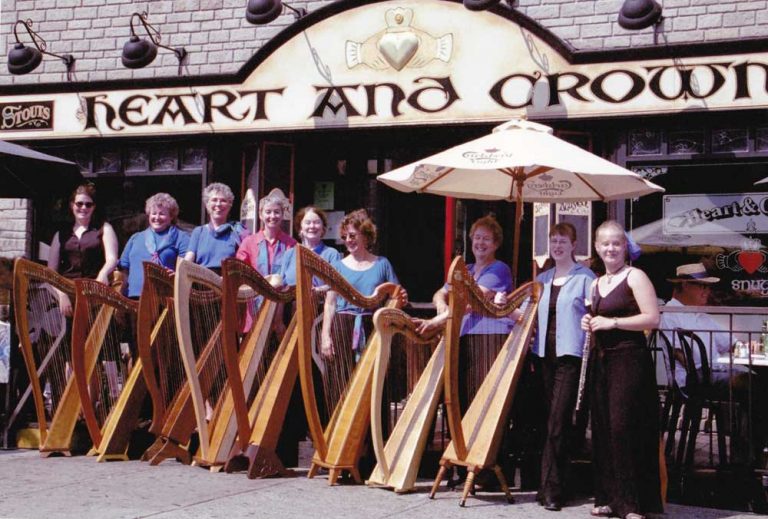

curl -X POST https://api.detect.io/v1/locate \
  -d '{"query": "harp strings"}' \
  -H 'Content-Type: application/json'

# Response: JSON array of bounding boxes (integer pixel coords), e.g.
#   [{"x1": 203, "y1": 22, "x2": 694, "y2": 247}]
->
[
  {"x1": 29, "y1": 279, "x2": 70, "y2": 421},
  {"x1": 155, "y1": 293, "x2": 184, "y2": 410},
  {"x1": 381, "y1": 331, "x2": 431, "y2": 443},
  {"x1": 84, "y1": 295, "x2": 132, "y2": 428},
  {"x1": 190, "y1": 281, "x2": 226, "y2": 427}
]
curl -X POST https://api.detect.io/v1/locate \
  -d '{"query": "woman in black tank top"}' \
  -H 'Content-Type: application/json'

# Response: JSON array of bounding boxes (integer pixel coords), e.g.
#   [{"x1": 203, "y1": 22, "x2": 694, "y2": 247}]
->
[
  {"x1": 581, "y1": 221, "x2": 662, "y2": 519},
  {"x1": 47, "y1": 183, "x2": 119, "y2": 315}
]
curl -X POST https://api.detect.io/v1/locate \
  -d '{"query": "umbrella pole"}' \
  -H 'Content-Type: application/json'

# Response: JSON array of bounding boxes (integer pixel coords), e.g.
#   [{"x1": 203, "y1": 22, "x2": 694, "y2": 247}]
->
[{"x1": 512, "y1": 180, "x2": 523, "y2": 287}]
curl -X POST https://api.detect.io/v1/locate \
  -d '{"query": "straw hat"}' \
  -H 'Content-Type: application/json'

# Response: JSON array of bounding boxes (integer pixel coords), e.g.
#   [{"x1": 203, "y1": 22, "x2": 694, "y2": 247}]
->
[{"x1": 666, "y1": 263, "x2": 720, "y2": 284}]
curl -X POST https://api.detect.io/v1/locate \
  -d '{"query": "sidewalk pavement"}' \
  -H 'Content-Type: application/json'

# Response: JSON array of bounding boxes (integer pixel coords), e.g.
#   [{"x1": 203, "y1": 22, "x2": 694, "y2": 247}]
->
[{"x1": 0, "y1": 449, "x2": 756, "y2": 519}]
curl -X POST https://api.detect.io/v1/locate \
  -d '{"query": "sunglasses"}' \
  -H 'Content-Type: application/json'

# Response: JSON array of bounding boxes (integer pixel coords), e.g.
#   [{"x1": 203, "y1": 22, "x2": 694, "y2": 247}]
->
[{"x1": 74, "y1": 201, "x2": 94, "y2": 208}]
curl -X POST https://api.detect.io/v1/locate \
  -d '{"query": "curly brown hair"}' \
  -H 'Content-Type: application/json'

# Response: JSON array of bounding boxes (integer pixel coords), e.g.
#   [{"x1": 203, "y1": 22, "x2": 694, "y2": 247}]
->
[{"x1": 341, "y1": 209, "x2": 377, "y2": 249}]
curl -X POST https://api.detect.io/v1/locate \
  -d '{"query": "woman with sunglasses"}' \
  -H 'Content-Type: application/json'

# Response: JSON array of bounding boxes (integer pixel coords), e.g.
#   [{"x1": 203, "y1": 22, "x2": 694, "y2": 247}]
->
[{"x1": 48, "y1": 183, "x2": 119, "y2": 315}]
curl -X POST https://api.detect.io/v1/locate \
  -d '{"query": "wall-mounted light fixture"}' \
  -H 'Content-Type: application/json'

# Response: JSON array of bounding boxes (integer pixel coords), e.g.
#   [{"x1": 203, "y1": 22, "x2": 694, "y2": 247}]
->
[
  {"x1": 462, "y1": 0, "x2": 502, "y2": 11},
  {"x1": 121, "y1": 12, "x2": 187, "y2": 71},
  {"x1": 245, "y1": 0, "x2": 307, "y2": 25},
  {"x1": 7, "y1": 19, "x2": 75, "y2": 78},
  {"x1": 618, "y1": 0, "x2": 663, "y2": 30}
]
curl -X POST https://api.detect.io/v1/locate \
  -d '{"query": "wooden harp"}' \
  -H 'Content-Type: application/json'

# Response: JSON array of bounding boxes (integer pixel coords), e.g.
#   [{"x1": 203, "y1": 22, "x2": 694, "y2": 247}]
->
[
  {"x1": 295, "y1": 245, "x2": 404, "y2": 485},
  {"x1": 137, "y1": 262, "x2": 194, "y2": 466},
  {"x1": 367, "y1": 307, "x2": 443, "y2": 493},
  {"x1": 175, "y1": 258, "x2": 258, "y2": 471},
  {"x1": 70, "y1": 277, "x2": 144, "y2": 461},
  {"x1": 220, "y1": 257, "x2": 296, "y2": 478},
  {"x1": 429, "y1": 256, "x2": 541, "y2": 506},
  {"x1": 12, "y1": 258, "x2": 78, "y2": 456}
]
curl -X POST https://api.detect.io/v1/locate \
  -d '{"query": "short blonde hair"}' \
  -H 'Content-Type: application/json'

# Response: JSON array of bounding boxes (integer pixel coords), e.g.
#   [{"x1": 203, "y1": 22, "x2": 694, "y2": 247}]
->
[
  {"x1": 470, "y1": 215, "x2": 502, "y2": 245},
  {"x1": 595, "y1": 220, "x2": 626, "y2": 243},
  {"x1": 145, "y1": 192, "x2": 179, "y2": 223}
]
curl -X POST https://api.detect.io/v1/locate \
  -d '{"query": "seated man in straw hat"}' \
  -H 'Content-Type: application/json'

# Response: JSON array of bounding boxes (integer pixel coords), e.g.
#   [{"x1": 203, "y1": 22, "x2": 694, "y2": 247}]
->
[{"x1": 659, "y1": 262, "x2": 763, "y2": 465}]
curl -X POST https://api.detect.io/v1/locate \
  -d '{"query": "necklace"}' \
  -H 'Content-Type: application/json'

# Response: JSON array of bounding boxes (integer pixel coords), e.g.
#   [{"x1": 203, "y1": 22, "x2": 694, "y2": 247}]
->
[{"x1": 605, "y1": 265, "x2": 626, "y2": 284}]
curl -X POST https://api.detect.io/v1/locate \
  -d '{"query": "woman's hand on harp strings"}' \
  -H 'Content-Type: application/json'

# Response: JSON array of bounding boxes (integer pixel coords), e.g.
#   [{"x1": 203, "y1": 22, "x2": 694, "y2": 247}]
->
[{"x1": 492, "y1": 291, "x2": 524, "y2": 322}]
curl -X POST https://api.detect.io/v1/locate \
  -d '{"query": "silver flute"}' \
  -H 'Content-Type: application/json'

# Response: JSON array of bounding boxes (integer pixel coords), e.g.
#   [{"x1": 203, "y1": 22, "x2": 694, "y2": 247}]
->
[{"x1": 572, "y1": 327, "x2": 592, "y2": 425}]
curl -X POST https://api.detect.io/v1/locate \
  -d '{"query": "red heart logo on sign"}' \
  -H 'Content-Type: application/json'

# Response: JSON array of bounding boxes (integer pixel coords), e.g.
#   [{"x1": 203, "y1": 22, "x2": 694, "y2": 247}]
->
[{"x1": 737, "y1": 250, "x2": 764, "y2": 274}]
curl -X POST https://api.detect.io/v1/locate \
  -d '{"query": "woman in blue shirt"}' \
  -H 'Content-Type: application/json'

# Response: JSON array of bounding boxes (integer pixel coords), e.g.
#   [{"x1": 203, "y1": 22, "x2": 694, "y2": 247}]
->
[
  {"x1": 533, "y1": 222, "x2": 596, "y2": 512},
  {"x1": 320, "y1": 209, "x2": 405, "y2": 360},
  {"x1": 184, "y1": 183, "x2": 248, "y2": 273},
  {"x1": 119, "y1": 193, "x2": 190, "y2": 298},
  {"x1": 279, "y1": 206, "x2": 341, "y2": 287}
]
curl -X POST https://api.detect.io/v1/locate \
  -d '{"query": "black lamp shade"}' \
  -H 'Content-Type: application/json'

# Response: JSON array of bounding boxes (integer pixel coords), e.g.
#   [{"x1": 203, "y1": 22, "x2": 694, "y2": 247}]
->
[
  {"x1": 8, "y1": 42, "x2": 42, "y2": 75},
  {"x1": 121, "y1": 35, "x2": 158, "y2": 69},
  {"x1": 618, "y1": 0, "x2": 662, "y2": 30},
  {"x1": 463, "y1": 0, "x2": 501, "y2": 10},
  {"x1": 246, "y1": 0, "x2": 283, "y2": 25}
]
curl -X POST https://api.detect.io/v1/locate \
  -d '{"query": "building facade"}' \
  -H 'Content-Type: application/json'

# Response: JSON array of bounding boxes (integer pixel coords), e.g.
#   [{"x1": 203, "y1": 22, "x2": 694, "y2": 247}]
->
[{"x1": 1, "y1": 0, "x2": 767, "y2": 304}]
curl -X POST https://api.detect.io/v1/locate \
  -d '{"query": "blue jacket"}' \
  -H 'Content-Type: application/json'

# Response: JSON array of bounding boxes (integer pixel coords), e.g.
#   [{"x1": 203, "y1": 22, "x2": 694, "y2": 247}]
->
[{"x1": 533, "y1": 263, "x2": 596, "y2": 358}]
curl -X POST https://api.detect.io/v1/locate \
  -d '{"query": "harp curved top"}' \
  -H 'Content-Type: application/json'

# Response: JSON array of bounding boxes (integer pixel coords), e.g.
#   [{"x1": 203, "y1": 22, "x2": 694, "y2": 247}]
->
[
  {"x1": 12, "y1": 258, "x2": 76, "y2": 446},
  {"x1": 294, "y1": 245, "x2": 405, "y2": 462},
  {"x1": 14, "y1": 257, "x2": 75, "y2": 297},
  {"x1": 295, "y1": 245, "x2": 399, "y2": 311},
  {"x1": 220, "y1": 257, "x2": 295, "y2": 453},
  {"x1": 443, "y1": 255, "x2": 541, "y2": 461},
  {"x1": 174, "y1": 259, "x2": 225, "y2": 463},
  {"x1": 71, "y1": 277, "x2": 138, "y2": 448},
  {"x1": 221, "y1": 258, "x2": 295, "y2": 304},
  {"x1": 136, "y1": 262, "x2": 175, "y2": 435},
  {"x1": 370, "y1": 307, "x2": 442, "y2": 481}
]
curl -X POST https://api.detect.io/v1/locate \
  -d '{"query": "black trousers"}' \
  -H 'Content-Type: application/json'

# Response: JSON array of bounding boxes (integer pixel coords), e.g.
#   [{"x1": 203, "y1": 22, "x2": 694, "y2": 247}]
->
[{"x1": 539, "y1": 354, "x2": 581, "y2": 501}]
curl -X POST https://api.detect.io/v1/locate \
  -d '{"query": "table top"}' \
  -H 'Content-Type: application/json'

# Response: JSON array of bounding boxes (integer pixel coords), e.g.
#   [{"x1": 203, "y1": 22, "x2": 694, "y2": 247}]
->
[{"x1": 716, "y1": 355, "x2": 768, "y2": 367}]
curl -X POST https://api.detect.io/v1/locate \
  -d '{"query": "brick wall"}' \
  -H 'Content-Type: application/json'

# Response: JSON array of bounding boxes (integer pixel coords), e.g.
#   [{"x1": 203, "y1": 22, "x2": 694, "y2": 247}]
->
[
  {"x1": 1, "y1": 0, "x2": 766, "y2": 86},
  {"x1": 0, "y1": 199, "x2": 33, "y2": 260}
]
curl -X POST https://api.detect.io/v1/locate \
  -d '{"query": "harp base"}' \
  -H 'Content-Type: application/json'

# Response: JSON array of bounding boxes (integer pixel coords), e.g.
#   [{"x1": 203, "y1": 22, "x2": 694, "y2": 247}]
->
[
  {"x1": 429, "y1": 459, "x2": 514, "y2": 507},
  {"x1": 142, "y1": 436, "x2": 191, "y2": 466},
  {"x1": 39, "y1": 449, "x2": 72, "y2": 458},
  {"x1": 308, "y1": 459, "x2": 362, "y2": 486},
  {"x1": 190, "y1": 457, "x2": 225, "y2": 473},
  {"x1": 96, "y1": 452, "x2": 129, "y2": 462},
  {"x1": 86, "y1": 447, "x2": 98, "y2": 457},
  {"x1": 225, "y1": 444, "x2": 296, "y2": 479}
]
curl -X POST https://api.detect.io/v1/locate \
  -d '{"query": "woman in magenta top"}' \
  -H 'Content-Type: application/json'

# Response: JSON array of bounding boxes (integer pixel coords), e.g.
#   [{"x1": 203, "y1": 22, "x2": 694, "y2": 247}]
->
[{"x1": 236, "y1": 188, "x2": 296, "y2": 277}]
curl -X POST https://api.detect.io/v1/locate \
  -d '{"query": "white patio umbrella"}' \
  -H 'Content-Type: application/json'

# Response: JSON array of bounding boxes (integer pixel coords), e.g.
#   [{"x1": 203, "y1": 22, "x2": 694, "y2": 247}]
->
[
  {"x1": 378, "y1": 118, "x2": 664, "y2": 277},
  {"x1": 630, "y1": 217, "x2": 750, "y2": 254}
]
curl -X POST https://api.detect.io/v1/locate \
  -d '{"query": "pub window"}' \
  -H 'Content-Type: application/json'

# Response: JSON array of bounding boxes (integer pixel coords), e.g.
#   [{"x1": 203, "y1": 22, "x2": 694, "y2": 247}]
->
[
  {"x1": 628, "y1": 129, "x2": 662, "y2": 156},
  {"x1": 668, "y1": 130, "x2": 704, "y2": 155},
  {"x1": 125, "y1": 149, "x2": 149, "y2": 173},
  {"x1": 181, "y1": 147, "x2": 206, "y2": 171},
  {"x1": 93, "y1": 150, "x2": 121, "y2": 174},
  {"x1": 756, "y1": 128, "x2": 768, "y2": 152},
  {"x1": 712, "y1": 128, "x2": 749, "y2": 154},
  {"x1": 151, "y1": 148, "x2": 178, "y2": 171}
]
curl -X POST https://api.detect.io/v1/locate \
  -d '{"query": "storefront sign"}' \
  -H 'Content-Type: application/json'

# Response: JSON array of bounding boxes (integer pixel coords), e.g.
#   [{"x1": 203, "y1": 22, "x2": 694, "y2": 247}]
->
[
  {"x1": 6, "y1": 1, "x2": 768, "y2": 139},
  {"x1": 663, "y1": 193, "x2": 768, "y2": 235},
  {"x1": 314, "y1": 182, "x2": 334, "y2": 210},
  {"x1": 0, "y1": 101, "x2": 53, "y2": 131}
]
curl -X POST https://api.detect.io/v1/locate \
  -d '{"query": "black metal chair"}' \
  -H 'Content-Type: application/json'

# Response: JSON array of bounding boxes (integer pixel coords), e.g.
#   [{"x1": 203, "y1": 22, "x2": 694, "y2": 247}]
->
[
  {"x1": 675, "y1": 329, "x2": 731, "y2": 471},
  {"x1": 654, "y1": 330, "x2": 687, "y2": 459}
]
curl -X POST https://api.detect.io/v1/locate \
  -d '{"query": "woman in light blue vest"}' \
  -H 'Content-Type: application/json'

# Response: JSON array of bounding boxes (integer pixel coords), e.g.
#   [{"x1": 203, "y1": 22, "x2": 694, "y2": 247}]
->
[{"x1": 533, "y1": 222, "x2": 595, "y2": 512}]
